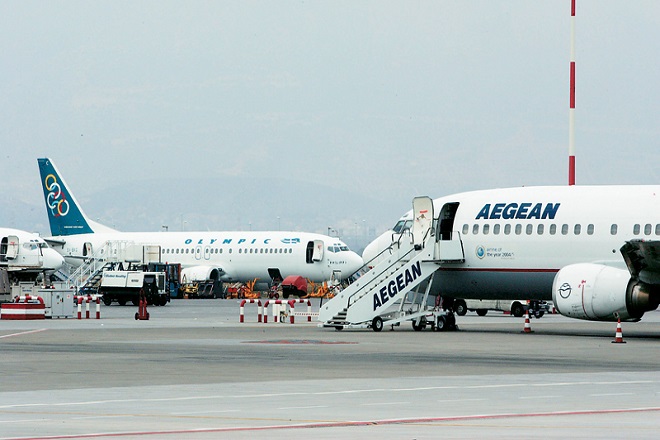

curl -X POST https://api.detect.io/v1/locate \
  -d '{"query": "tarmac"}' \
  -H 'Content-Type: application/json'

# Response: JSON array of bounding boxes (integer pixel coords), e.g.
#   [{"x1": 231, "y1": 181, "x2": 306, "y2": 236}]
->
[{"x1": 1, "y1": 299, "x2": 660, "y2": 439}]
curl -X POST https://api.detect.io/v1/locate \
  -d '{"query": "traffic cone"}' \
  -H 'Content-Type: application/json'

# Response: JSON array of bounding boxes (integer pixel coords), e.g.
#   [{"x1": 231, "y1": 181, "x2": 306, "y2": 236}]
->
[
  {"x1": 522, "y1": 311, "x2": 533, "y2": 333},
  {"x1": 611, "y1": 318, "x2": 625, "y2": 344}
]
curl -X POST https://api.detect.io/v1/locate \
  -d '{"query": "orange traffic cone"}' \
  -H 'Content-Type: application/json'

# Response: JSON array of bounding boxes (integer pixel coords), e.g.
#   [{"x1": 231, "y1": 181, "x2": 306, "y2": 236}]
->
[
  {"x1": 522, "y1": 310, "x2": 533, "y2": 333},
  {"x1": 611, "y1": 318, "x2": 625, "y2": 344}
]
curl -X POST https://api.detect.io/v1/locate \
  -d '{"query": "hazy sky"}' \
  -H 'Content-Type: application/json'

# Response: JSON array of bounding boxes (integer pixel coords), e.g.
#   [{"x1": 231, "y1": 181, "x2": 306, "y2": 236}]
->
[{"x1": 1, "y1": 1, "x2": 659, "y2": 244}]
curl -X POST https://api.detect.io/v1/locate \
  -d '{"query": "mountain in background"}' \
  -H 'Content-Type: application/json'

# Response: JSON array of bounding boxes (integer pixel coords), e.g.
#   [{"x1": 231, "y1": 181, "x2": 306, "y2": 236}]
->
[{"x1": 0, "y1": 176, "x2": 406, "y2": 254}]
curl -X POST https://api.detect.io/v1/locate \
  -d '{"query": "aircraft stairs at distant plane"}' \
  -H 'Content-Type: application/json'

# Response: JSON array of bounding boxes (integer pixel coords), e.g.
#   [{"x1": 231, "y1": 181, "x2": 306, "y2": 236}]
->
[{"x1": 318, "y1": 196, "x2": 464, "y2": 332}]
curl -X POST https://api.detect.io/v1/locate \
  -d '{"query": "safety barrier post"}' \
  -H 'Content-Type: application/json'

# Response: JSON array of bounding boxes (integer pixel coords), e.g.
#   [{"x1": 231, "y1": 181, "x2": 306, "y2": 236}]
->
[
  {"x1": 287, "y1": 299, "x2": 313, "y2": 324},
  {"x1": 239, "y1": 299, "x2": 263, "y2": 323}
]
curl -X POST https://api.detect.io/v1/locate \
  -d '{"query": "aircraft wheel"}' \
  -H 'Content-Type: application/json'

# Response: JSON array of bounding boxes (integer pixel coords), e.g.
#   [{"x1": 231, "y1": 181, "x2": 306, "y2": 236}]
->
[
  {"x1": 372, "y1": 316, "x2": 384, "y2": 332},
  {"x1": 412, "y1": 316, "x2": 426, "y2": 331},
  {"x1": 511, "y1": 302, "x2": 524, "y2": 318},
  {"x1": 454, "y1": 300, "x2": 467, "y2": 316}
]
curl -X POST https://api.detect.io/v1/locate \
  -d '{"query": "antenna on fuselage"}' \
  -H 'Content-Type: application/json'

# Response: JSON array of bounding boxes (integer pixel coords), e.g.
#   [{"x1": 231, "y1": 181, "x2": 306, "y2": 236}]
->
[{"x1": 568, "y1": 0, "x2": 576, "y2": 185}]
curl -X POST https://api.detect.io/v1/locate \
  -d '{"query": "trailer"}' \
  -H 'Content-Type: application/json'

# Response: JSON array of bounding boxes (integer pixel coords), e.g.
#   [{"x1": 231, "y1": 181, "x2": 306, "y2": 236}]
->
[{"x1": 98, "y1": 270, "x2": 170, "y2": 306}]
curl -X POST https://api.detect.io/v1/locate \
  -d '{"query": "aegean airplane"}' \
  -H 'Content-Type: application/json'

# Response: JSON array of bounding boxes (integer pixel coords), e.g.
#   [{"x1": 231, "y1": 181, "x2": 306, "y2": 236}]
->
[
  {"x1": 362, "y1": 185, "x2": 660, "y2": 322},
  {"x1": 37, "y1": 158, "x2": 363, "y2": 288}
]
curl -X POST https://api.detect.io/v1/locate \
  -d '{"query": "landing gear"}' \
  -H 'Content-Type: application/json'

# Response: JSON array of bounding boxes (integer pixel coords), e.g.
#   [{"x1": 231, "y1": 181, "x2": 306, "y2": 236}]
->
[{"x1": 372, "y1": 316, "x2": 384, "y2": 332}]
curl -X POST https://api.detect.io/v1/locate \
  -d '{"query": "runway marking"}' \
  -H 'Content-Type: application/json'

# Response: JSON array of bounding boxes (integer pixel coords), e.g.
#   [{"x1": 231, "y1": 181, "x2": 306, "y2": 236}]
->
[
  {"x1": 589, "y1": 393, "x2": 635, "y2": 397},
  {"x1": 519, "y1": 395, "x2": 562, "y2": 400},
  {"x1": 277, "y1": 405, "x2": 329, "y2": 410},
  {"x1": 361, "y1": 401, "x2": 409, "y2": 406},
  {"x1": 0, "y1": 329, "x2": 47, "y2": 339},
  {"x1": 1, "y1": 379, "x2": 658, "y2": 410},
  {"x1": 4, "y1": 407, "x2": 660, "y2": 439},
  {"x1": 437, "y1": 398, "x2": 487, "y2": 403}
]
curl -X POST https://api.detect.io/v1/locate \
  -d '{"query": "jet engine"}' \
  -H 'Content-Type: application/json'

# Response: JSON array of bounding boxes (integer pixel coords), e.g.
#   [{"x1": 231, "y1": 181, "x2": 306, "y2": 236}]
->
[
  {"x1": 552, "y1": 263, "x2": 659, "y2": 321},
  {"x1": 180, "y1": 266, "x2": 224, "y2": 283}
]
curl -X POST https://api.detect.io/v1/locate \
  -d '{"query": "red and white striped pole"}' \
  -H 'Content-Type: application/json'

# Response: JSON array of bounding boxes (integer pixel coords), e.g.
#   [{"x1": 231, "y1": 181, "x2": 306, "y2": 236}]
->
[{"x1": 568, "y1": 0, "x2": 576, "y2": 186}]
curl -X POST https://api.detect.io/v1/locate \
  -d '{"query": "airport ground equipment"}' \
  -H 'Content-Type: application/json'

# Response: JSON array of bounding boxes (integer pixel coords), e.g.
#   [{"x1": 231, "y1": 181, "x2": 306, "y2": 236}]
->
[
  {"x1": 318, "y1": 196, "x2": 465, "y2": 332},
  {"x1": 239, "y1": 299, "x2": 263, "y2": 323},
  {"x1": 135, "y1": 292, "x2": 150, "y2": 320},
  {"x1": 452, "y1": 299, "x2": 550, "y2": 318},
  {"x1": 98, "y1": 270, "x2": 169, "y2": 306},
  {"x1": 1, "y1": 295, "x2": 46, "y2": 320}
]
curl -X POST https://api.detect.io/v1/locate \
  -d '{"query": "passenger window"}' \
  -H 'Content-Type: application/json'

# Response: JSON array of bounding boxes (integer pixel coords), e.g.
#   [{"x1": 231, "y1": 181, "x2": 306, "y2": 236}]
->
[
  {"x1": 549, "y1": 224, "x2": 557, "y2": 235},
  {"x1": 504, "y1": 224, "x2": 511, "y2": 235},
  {"x1": 574, "y1": 224, "x2": 581, "y2": 235},
  {"x1": 644, "y1": 224, "x2": 652, "y2": 235},
  {"x1": 462, "y1": 224, "x2": 469, "y2": 235},
  {"x1": 562, "y1": 224, "x2": 569, "y2": 235},
  {"x1": 493, "y1": 224, "x2": 500, "y2": 235},
  {"x1": 537, "y1": 224, "x2": 544, "y2": 235},
  {"x1": 587, "y1": 224, "x2": 594, "y2": 235},
  {"x1": 229, "y1": 249, "x2": 232, "y2": 254},
  {"x1": 472, "y1": 224, "x2": 479, "y2": 235},
  {"x1": 483, "y1": 224, "x2": 490, "y2": 235},
  {"x1": 515, "y1": 224, "x2": 522, "y2": 235},
  {"x1": 611, "y1": 224, "x2": 618, "y2": 235},
  {"x1": 526, "y1": 224, "x2": 533, "y2": 235},
  {"x1": 656, "y1": 224, "x2": 660, "y2": 235},
  {"x1": 633, "y1": 224, "x2": 641, "y2": 235}
]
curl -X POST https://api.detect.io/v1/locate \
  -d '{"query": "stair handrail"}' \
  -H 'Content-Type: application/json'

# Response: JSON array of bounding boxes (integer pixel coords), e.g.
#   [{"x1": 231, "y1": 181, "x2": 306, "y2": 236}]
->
[{"x1": 66, "y1": 240, "x2": 132, "y2": 290}]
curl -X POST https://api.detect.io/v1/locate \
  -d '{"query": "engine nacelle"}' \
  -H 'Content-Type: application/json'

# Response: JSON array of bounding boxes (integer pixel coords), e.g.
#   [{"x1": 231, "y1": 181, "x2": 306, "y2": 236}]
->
[
  {"x1": 552, "y1": 263, "x2": 659, "y2": 321},
  {"x1": 180, "y1": 266, "x2": 224, "y2": 283}
]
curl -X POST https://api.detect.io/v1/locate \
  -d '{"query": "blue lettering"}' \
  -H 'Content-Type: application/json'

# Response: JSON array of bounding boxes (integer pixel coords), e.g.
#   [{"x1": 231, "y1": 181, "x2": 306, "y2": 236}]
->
[
  {"x1": 490, "y1": 203, "x2": 505, "y2": 219},
  {"x1": 223, "y1": 239, "x2": 232, "y2": 244},
  {"x1": 251, "y1": 239, "x2": 256, "y2": 244},
  {"x1": 210, "y1": 239, "x2": 217, "y2": 245},
  {"x1": 184, "y1": 239, "x2": 192, "y2": 245},
  {"x1": 528, "y1": 203, "x2": 542, "y2": 219},
  {"x1": 515, "y1": 203, "x2": 531, "y2": 219},
  {"x1": 264, "y1": 239, "x2": 271, "y2": 244},
  {"x1": 380, "y1": 287, "x2": 389, "y2": 305},
  {"x1": 404, "y1": 268, "x2": 413, "y2": 284},
  {"x1": 502, "y1": 203, "x2": 518, "y2": 219},
  {"x1": 396, "y1": 274, "x2": 405, "y2": 292},
  {"x1": 238, "y1": 239, "x2": 246, "y2": 244},
  {"x1": 476, "y1": 204, "x2": 490, "y2": 220},
  {"x1": 374, "y1": 292, "x2": 383, "y2": 309},
  {"x1": 198, "y1": 239, "x2": 203, "y2": 245},
  {"x1": 542, "y1": 203, "x2": 561, "y2": 219},
  {"x1": 411, "y1": 261, "x2": 422, "y2": 279}
]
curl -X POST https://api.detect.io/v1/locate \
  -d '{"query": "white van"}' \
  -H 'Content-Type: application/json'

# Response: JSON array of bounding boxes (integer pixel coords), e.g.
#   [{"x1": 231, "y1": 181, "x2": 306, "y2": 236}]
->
[{"x1": 452, "y1": 299, "x2": 549, "y2": 318}]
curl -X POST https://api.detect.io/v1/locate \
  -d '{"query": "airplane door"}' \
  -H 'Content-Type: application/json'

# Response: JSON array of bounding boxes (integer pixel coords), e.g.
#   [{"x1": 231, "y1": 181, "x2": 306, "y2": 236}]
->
[
  {"x1": 195, "y1": 246, "x2": 202, "y2": 260},
  {"x1": 437, "y1": 202, "x2": 460, "y2": 241},
  {"x1": 6, "y1": 235, "x2": 19, "y2": 260},
  {"x1": 306, "y1": 240, "x2": 324, "y2": 263},
  {"x1": 83, "y1": 242, "x2": 93, "y2": 257},
  {"x1": 412, "y1": 196, "x2": 434, "y2": 248}
]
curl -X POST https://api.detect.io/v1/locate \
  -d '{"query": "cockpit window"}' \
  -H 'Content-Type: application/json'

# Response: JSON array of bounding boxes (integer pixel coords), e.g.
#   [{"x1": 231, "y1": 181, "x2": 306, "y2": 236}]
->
[
  {"x1": 392, "y1": 220, "x2": 412, "y2": 234},
  {"x1": 328, "y1": 243, "x2": 351, "y2": 253}
]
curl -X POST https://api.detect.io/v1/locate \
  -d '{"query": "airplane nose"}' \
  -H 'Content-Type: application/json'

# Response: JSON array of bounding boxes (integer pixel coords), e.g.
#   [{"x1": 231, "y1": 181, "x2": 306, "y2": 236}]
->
[
  {"x1": 348, "y1": 251, "x2": 364, "y2": 275},
  {"x1": 43, "y1": 248, "x2": 65, "y2": 271}
]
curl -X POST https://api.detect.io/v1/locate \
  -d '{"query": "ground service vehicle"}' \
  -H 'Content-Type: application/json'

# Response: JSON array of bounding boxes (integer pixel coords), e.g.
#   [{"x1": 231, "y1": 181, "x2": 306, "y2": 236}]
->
[
  {"x1": 452, "y1": 299, "x2": 549, "y2": 318},
  {"x1": 99, "y1": 270, "x2": 170, "y2": 306}
]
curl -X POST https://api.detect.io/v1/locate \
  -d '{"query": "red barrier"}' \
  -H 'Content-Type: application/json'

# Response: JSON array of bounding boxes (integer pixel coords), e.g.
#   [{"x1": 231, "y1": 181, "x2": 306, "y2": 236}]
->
[
  {"x1": 239, "y1": 299, "x2": 263, "y2": 323},
  {"x1": 287, "y1": 299, "x2": 312, "y2": 324},
  {"x1": 1, "y1": 296, "x2": 46, "y2": 320}
]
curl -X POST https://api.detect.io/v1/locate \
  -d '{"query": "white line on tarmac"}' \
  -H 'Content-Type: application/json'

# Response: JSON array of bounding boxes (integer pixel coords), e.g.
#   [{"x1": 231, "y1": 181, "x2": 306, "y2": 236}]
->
[{"x1": 0, "y1": 328, "x2": 47, "y2": 339}]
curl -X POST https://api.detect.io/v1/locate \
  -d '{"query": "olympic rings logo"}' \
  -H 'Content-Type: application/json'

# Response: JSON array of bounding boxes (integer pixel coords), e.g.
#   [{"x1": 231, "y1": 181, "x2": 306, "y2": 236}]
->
[{"x1": 44, "y1": 174, "x2": 69, "y2": 217}]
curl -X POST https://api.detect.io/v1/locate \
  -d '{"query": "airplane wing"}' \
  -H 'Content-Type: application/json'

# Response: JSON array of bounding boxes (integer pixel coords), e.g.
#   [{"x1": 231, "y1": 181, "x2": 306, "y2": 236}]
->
[
  {"x1": 44, "y1": 237, "x2": 67, "y2": 247},
  {"x1": 620, "y1": 240, "x2": 660, "y2": 285}
]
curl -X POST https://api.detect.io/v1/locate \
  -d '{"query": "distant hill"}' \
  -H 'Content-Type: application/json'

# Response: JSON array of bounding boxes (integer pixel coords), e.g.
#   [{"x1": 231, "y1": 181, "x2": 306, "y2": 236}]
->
[{"x1": 1, "y1": 176, "x2": 406, "y2": 253}]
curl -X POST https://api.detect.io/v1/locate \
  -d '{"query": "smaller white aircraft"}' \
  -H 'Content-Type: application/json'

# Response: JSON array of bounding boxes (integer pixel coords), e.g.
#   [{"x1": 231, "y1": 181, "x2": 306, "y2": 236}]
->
[{"x1": 1, "y1": 227, "x2": 65, "y2": 283}]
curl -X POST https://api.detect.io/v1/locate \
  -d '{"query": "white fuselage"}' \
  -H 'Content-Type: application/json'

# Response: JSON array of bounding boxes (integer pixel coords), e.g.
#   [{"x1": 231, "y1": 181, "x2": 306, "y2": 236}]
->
[
  {"x1": 364, "y1": 185, "x2": 660, "y2": 300},
  {"x1": 50, "y1": 230, "x2": 363, "y2": 283},
  {"x1": 0, "y1": 228, "x2": 64, "y2": 274}
]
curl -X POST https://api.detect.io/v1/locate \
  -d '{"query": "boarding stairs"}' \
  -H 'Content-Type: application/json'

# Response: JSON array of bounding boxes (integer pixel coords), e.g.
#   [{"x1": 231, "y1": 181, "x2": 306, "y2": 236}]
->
[
  {"x1": 65, "y1": 240, "x2": 146, "y2": 294},
  {"x1": 318, "y1": 196, "x2": 465, "y2": 330}
]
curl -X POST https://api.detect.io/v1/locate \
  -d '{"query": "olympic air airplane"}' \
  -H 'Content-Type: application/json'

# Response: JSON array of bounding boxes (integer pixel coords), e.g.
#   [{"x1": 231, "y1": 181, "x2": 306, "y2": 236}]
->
[
  {"x1": 37, "y1": 158, "x2": 363, "y2": 287},
  {"x1": 362, "y1": 185, "x2": 660, "y2": 322},
  {"x1": 1, "y1": 227, "x2": 64, "y2": 282}
]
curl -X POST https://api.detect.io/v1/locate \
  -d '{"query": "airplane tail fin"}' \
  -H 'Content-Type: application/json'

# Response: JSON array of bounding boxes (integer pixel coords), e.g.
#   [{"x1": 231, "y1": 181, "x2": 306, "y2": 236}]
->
[{"x1": 37, "y1": 158, "x2": 117, "y2": 236}]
